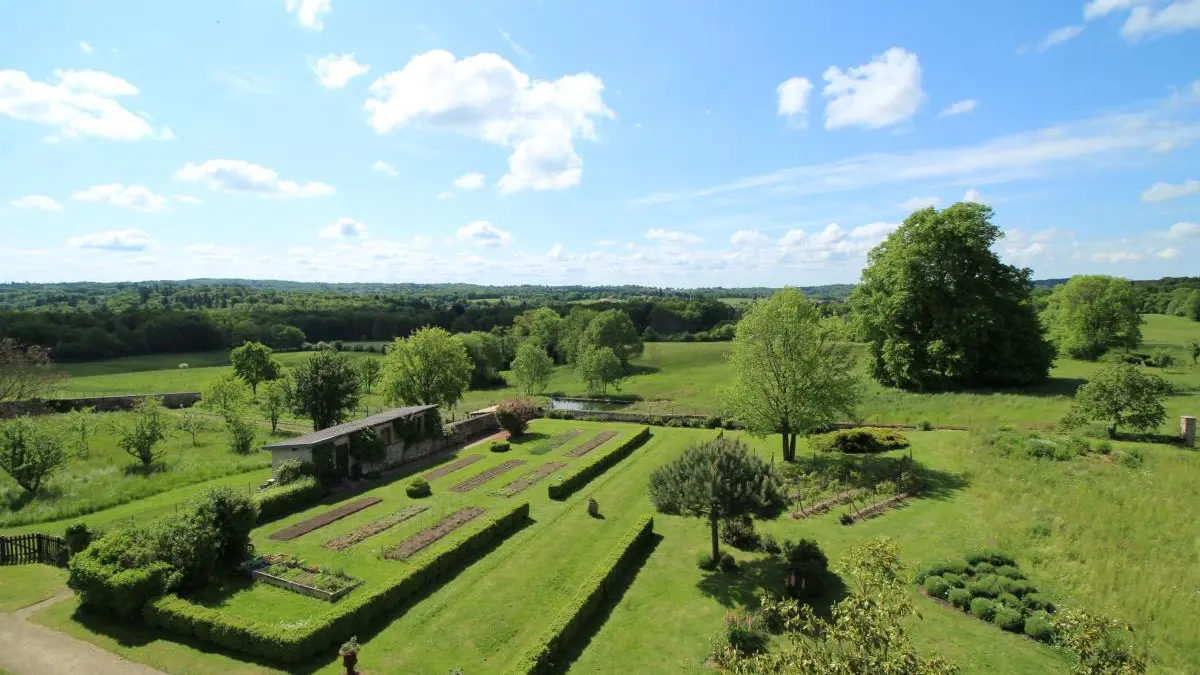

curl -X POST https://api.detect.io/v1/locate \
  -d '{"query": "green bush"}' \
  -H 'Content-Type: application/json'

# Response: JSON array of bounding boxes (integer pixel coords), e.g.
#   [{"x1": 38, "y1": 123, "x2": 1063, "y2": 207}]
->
[
  {"x1": 495, "y1": 398, "x2": 537, "y2": 437},
  {"x1": 490, "y1": 441, "x2": 511, "y2": 453},
  {"x1": 917, "y1": 420, "x2": 935, "y2": 431},
  {"x1": 506, "y1": 516, "x2": 654, "y2": 675},
  {"x1": 548, "y1": 427, "x2": 651, "y2": 500},
  {"x1": 965, "y1": 550, "x2": 1016, "y2": 567},
  {"x1": 967, "y1": 574, "x2": 1004, "y2": 598},
  {"x1": 992, "y1": 606, "x2": 1024, "y2": 632},
  {"x1": 929, "y1": 559, "x2": 970, "y2": 577},
  {"x1": 994, "y1": 564, "x2": 1025, "y2": 579},
  {"x1": 64, "y1": 522, "x2": 93, "y2": 557},
  {"x1": 1092, "y1": 440, "x2": 1113, "y2": 455},
  {"x1": 1118, "y1": 448, "x2": 1145, "y2": 469},
  {"x1": 997, "y1": 592, "x2": 1021, "y2": 609},
  {"x1": 1023, "y1": 593, "x2": 1055, "y2": 613},
  {"x1": 970, "y1": 597, "x2": 997, "y2": 621},
  {"x1": 719, "y1": 552, "x2": 737, "y2": 572},
  {"x1": 406, "y1": 478, "x2": 432, "y2": 498},
  {"x1": 972, "y1": 561, "x2": 996, "y2": 575},
  {"x1": 760, "y1": 534, "x2": 781, "y2": 555},
  {"x1": 697, "y1": 552, "x2": 718, "y2": 571},
  {"x1": 948, "y1": 588, "x2": 972, "y2": 610},
  {"x1": 255, "y1": 476, "x2": 325, "y2": 523},
  {"x1": 68, "y1": 527, "x2": 172, "y2": 619},
  {"x1": 923, "y1": 575, "x2": 950, "y2": 599},
  {"x1": 809, "y1": 428, "x2": 910, "y2": 454},
  {"x1": 274, "y1": 459, "x2": 315, "y2": 486},
  {"x1": 781, "y1": 538, "x2": 828, "y2": 600},
  {"x1": 941, "y1": 572, "x2": 965, "y2": 587},
  {"x1": 1023, "y1": 613, "x2": 1055, "y2": 642},
  {"x1": 720, "y1": 516, "x2": 760, "y2": 551},
  {"x1": 146, "y1": 501, "x2": 532, "y2": 663}
]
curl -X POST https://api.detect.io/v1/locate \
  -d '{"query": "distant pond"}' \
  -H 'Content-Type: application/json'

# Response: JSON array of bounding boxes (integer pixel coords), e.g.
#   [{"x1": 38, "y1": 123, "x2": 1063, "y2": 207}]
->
[{"x1": 548, "y1": 397, "x2": 630, "y2": 411}]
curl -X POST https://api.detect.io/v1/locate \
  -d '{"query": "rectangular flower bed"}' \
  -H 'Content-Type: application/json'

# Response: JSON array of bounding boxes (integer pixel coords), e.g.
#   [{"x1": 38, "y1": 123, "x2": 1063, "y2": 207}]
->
[
  {"x1": 384, "y1": 507, "x2": 486, "y2": 560},
  {"x1": 791, "y1": 488, "x2": 867, "y2": 519},
  {"x1": 321, "y1": 504, "x2": 430, "y2": 551},
  {"x1": 268, "y1": 497, "x2": 383, "y2": 541},
  {"x1": 563, "y1": 431, "x2": 619, "y2": 458},
  {"x1": 248, "y1": 555, "x2": 362, "y2": 602},
  {"x1": 495, "y1": 462, "x2": 567, "y2": 497},
  {"x1": 530, "y1": 430, "x2": 584, "y2": 455},
  {"x1": 840, "y1": 487, "x2": 923, "y2": 524},
  {"x1": 448, "y1": 459, "x2": 526, "y2": 493},
  {"x1": 423, "y1": 454, "x2": 484, "y2": 481}
]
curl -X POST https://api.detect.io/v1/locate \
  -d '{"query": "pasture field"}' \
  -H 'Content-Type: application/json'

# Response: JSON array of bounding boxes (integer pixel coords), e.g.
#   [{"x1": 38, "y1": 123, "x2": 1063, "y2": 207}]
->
[{"x1": 6, "y1": 420, "x2": 1198, "y2": 674}]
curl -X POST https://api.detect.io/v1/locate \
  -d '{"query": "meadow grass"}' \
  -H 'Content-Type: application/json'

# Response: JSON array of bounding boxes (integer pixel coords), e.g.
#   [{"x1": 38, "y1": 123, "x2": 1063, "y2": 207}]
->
[{"x1": 0, "y1": 564, "x2": 66, "y2": 612}]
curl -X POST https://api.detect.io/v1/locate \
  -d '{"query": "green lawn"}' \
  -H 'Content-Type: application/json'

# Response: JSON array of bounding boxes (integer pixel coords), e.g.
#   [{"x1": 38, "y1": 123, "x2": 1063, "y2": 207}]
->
[{"x1": 0, "y1": 564, "x2": 66, "y2": 612}]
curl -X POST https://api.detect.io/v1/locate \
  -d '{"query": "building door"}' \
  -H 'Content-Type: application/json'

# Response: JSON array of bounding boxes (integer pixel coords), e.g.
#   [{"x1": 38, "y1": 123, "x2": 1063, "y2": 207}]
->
[{"x1": 335, "y1": 443, "x2": 350, "y2": 477}]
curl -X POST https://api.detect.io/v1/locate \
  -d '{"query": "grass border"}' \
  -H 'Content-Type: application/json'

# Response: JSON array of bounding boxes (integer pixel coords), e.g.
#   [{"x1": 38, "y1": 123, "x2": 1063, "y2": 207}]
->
[{"x1": 547, "y1": 427, "x2": 651, "y2": 501}]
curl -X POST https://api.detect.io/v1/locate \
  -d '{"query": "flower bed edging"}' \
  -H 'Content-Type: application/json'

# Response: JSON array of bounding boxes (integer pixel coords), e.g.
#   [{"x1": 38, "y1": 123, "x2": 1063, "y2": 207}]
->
[
  {"x1": 564, "y1": 431, "x2": 619, "y2": 458},
  {"x1": 251, "y1": 568, "x2": 362, "y2": 602},
  {"x1": 548, "y1": 427, "x2": 651, "y2": 501},
  {"x1": 268, "y1": 497, "x2": 383, "y2": 541},
  {"x1": 448, "y1": 459, "x2": 526, "y2": 493},
  {"x1": 322, "y1": 505, "x2": 430, "y2": 551},
  {"x1": 384, "y1": 507, "x2": 487, "y2": 561},
  {"x1": 495, "y1": 462, "x2": 567, "y2": 497},
  {"x1": 423, "y1": 454, "x2": 484, "y2": 481}
]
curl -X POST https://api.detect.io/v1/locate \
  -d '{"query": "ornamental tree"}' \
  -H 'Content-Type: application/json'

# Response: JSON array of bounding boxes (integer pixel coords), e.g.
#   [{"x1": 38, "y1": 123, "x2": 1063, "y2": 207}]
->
[
  {"x1": 1063, "y1": 363, "x2": 1170, "y2": 438},
  {"x1": 115, "y1": 398, "x2": 171, "y2": 469},
  {"x1": 0, "y1": 416, "x2": 66, "y2": 495}
]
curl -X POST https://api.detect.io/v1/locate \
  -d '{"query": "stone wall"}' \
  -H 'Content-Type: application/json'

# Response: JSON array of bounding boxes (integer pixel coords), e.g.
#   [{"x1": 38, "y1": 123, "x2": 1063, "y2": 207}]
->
[{"x1": 0, "y1": 392, "x2": 201, "y2": 418}]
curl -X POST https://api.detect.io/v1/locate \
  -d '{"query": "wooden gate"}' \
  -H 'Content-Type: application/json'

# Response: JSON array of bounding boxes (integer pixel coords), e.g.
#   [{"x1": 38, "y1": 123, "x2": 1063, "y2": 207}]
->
[{"x1": 0, "y1": 533, "x2": 68, "y2": 567}]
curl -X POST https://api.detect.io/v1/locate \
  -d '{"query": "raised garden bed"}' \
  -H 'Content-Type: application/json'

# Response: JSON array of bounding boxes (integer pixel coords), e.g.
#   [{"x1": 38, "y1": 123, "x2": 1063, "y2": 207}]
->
[
  {"x1": 564, "y1": 431, "x2": 619, "y2": 458},
  {"x1": 322, "y1": 504, "x2": 430, "y2": 551},
  {"x1": 423, "y1": 454, "x2": 484, "y2": 481},
  {"x1": 495, "y1": 462, "x2": 567, "y2": 497},
  {"x1": 791, "y1": 488, "x2": 867, "y2": 519},
  {"x1": 384, "y1": 507, "x2": 486, "y2": 560},
  {"x1": 916, "y1": 552, "x2": 1057, "y2": 643},
  {"x1": 268, "y1": 497, "x2": 382, "y2": 541},
  {"x1": 530, "y1": 430, "x2": 584, "y2": 455},
  {"x1": 245, "y1": 554, "x2": 362, "y2": 601},
  {"x1": 449, "y1": 459, "x2": 526, "y2": 493},
  {"x1": 840, "y1": 487, "x2": 923, "y2": 524}
]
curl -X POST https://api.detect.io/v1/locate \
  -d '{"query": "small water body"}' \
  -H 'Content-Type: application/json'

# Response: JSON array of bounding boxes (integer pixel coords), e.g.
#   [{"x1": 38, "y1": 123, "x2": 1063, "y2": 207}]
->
[{"x1": 548, "y1": 397, "x2": 629, "y2": 411}]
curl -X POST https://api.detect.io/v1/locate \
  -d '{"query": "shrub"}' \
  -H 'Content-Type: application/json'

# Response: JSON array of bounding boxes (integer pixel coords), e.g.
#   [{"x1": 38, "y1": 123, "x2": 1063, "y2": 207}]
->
[
  {"x1": 929, "y1": 559, "x2": 969, "y2": 577},
  {"x1": 917, "y1": 420, "x2": 935, "y2": 431},
  {"x1": 781, "y1": 538, "x2": 828, "y2": 600},
  {"x1": 64, "y1": 522, "x2": 94, "y2": 557},
  {"x1": 719, "y1": 552, "x2": 738, "y2": 572},
  {"x1": 941, "y1": 572, "x2": 964, "y2": 587},
  {"x1": 838, "y1": 513, "x2": 854, "y2": 525},
  {"x1": 970, "y1": 597, "x2": 997, "y2": 621},
  {"x1": 759, "y1": 533, "x2": 781, "y2": 555},
  {"x1": 923, "y1": 575, "x2": 950, "y2": 599},
  {"x1": 405, "y1": 478, "x2": 432, "y2": 499},
  {"x1": 495, "y1": 398, "x2": 537, "y2": 437},
  {"x1": 967, "y1": 574, "x2": 1004, "y2": 598},
  {"x1": 992, "y1": 606, "x2": 1024, "y2": 632},
  {"x1": 720, "y1": 516, "x2": 760, "y2": 551},
  {"x1": 1093, "y1": 440, "x2": 1113, "y2": 455},
  {"x1": 1148, "y1": 348, "x2": 1176, "y2": 369},
  {"x1": 997, "y1": 592, "x2": 1022, "y2": 609},
  {"x1": 704, "y1": 416, "x2": 723, "y2": 429},
  {"x1": 755, "y1": 592, "x2": 799, "y2": 634},
  {"x1": 1118, "y1": 448, "x2": 1145, "y2": 469},
  {"x1": 275, "y1": 459, "x2": 315, "y2": 486},
  {"x1": 972, "y1": 561, "x2": 996, "y2": 575},
  {"x1": 1023, "y1": 593, "x2": 1055, "y2": 613},
  {"x1": 697, "y1": 552, "x2": 718, "y2": 571},
  {"x1": 947, "y1": 588, "x2": 972, "y2": 610},
  {"x1": 1024, "y1": 613, "x2": 1055, "y2": 642},
  {"x1": 255, "y1": 476, "x2": 325, "y2": 523},
  {"x1": 490, "y1": 441, "x2": 511, "y2": 453},
  {"x1": 548, "y1": 427, "x2": 651, "y2": 500},
  {"x1": 809, "y1": 428, "x2": 910, "y2": 454},
  {"x1": 994, "y1": 564, "x2": 1026, "y2": 579},
  {"x1": 965, "y1": 550, "x2": 1016, "y2": 567},
  {"x1": 709, "y1": 609, "x2": 768, "y2": 668}
]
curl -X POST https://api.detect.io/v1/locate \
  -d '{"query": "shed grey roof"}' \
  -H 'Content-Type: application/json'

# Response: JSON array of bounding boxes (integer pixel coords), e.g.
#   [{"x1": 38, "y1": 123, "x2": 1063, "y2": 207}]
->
[{"x1": 264, "y1": 405, "x2": 437, "y2": 450}]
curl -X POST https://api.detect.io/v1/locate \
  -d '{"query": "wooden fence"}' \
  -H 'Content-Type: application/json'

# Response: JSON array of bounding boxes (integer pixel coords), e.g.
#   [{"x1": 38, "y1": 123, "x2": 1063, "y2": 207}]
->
[{"x1": 0, "y1": 533, "x2": 68, "y2": 567}]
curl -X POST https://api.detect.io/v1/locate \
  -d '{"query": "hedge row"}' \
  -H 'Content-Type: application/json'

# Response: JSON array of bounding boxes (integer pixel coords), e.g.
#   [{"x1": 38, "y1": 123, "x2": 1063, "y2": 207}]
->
[
  {"x1": 254, "y1": 477, "x2": 326, "y2": 524},
  {"x1": 809, "y1": 428, "x2": 910, "y2": 454},
  {"x1": 548, "y1": 427, "x2": 651, "y2": 501},
  {"x1": 507, "y1": 515, "x2": 655, "y2": 675},
  {"x1": 144, "y1": 501, "x2": 531, "y2": 663}
]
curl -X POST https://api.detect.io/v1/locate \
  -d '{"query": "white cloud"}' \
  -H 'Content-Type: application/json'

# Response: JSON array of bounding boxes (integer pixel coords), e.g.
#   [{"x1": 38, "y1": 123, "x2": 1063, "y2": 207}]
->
[
  {"x1": 453, "y1": 172, "x2": 487, "y2": 190},
  {"x1": 850, "y1": 221, "x2": 899, "y2": 239},
  {"x1": 175, "y1": 160, "x2": 335, "y2": 198},
  {"x1": 822, "y1": 48, "x2": 924, "y2": 130},
  {"x1": 1085, "y1": 0, "x2": 1151, "y2": 19},
  {"x1": 1122, "y1": 1, "x2": 1200, "y2": 39},
  {"x1": 436, "y1": 191, "x2": 455, "y2": 200},
  {"x1": 67, "y1": 228, "x2": 154, "y2": 251},
  {"x1": 730, "y1": 229, "x2": 770, "y2": 247},
  {"x1": 1166, "y1": 221, "x2": 1200, "y2": 238},
  {"x1": 938, "y1": 99, "x2": 978, "y2": 118},
  {"x1": 546, "y1": 243, "x2": 568, "y2": 261},
  {"x1": 776, "y1": 77, "x2": 813, "y2": 127},
  {"x1": 79, "y1": 41, "x2": 93, "y2": 54},
  {"x1": 313, "y1": 54, "x2": 369, "y2": 89},
  {"x1": 645, "y1": 229, "x2": 703, "y2": 246},
  {"x1": 10, "y1": 195, "x2": 62, "y2": 212},
  {"x1": 593, "y1": 239, "x2": 617, "y2": 247},
  {"x1": 900, "y1": 196, "x2": 940, "y2": 210},
  {"x1": 1152, "y1": 140, "x2": 1181, "y2": 153},
  {"x1": 1141, "y1": 178, "x2": 1199, "y2": 202},
  {"x1": 318, "y1": 217, "x2": 366, "y2": 239},
  {"x1": 778, "y1": 229, "x2": 808, "y2": 247},
  {"x1": 1007, "y1": 242, "x2": 1048, "y2": 259},
  {"x1": 70, "y1": 184, "x2": 169, "y2": 212},
  {"x1": 221, "y1": 73, "x2": 276, "y2": 95},
  {"x1": 373, "y1": 160, "x2": 398, "y2": 177},
  {"x1": 173, "y1": 194, "x2": 203, "y2": 205},
  {"x1": 365, "y1": 50, "x2": 613, "y2": 194},
  {"x1": 457, "y1": 220, "x2": 511, "y2": 247},
  {"x1": 0, "y1": 69, "x2": 171, "y2": 141},
  {"x1": 1158, "y1": 247, "x2": 1181, "y2": 258},
  {"x1": 1092, "y1": 250, "x2": 1144, "y2": 263},
  {"x1": 286, "y1": 0, "x2": 331, "y2": 29},
  {"x1": 1030, "y1": 25, "x2": 1085, "y2": 52},
  {"x1": 963, "y1": 189, "x2": 985, "y2": 203}
]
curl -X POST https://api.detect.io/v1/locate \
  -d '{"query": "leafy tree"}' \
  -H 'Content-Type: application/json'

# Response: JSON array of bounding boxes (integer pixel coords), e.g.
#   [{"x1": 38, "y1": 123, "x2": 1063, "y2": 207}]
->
[
  {"x1": 175, "y1": 409, "x2": 209, "y2": 446},
  {"x1": 381, "y1": 327, "x2": 472, "y2": 408},
  {"x1": 230, "y1": 341, "x2": 281, "y2": 395},
  {"x1": 1044, "y1": 275, "x2": 1143, "y2": 360},
  {"x1": 580, "y1": 309, "x2": 643, "y2": 365},
  {"x1": 575, "y1": 346, "x2": 624, "y2": 396},
  {"x1": 202, "y1": 375, "x2": 250, "y2": 420},
  {"x1": 269, "y1": 324, "x2": 306, "y2": 350},
  {"x1": 224, "y1": 409, "x2": 257, "y2": 454},
  {"x1": 648, "y1": 436, "x2": 785, "y2": 561},
  {"x1": 1189, "y1": 341, "x2": 1199, "y2": 364},
  {"x1": 1063, "y1": 363, "x2": 1170, "y2": 438},
  {"x1": 0, "y1": 338, "x2": 64, "y2": 402},
  {"x1": 1053, "y1": 609, "x2": 1146, "y2": 675},
  {"x1": 557, "y1": 307, "x2": 599, "y2": 363},
  {"x1": 260, "y1": 378, "x2": 289, "y2": 433},
  {"x1": 290, "y1": 349, "x2": 363, "y2": 430},
  {"x1": 460, "y1": 331, "x2": 505, "y2": 387},
  {"x1": 0, "y1": 417, "x2": 66, "y2": 494},
  {"x1": 115, "y1": 398, "x2": 171, "y2": 469},
  {"x1": 720, "y1": 288, "x2": 861, "y2": 462},
  {"x1": 850, "y1": 203, "x2": 1054, "y2": 390},
  {"x1": 510, "y1": 340, "x2": 554, "y2": 395},
  {"x1": 357, "y1": 357, "x2": 382, "y2": 393},
  {"x1": 65, "y1": 406, "x2": 100, "y2": 458},
  {"x1": 512, "y1": 307, "x2": 562, "y2": 358}
]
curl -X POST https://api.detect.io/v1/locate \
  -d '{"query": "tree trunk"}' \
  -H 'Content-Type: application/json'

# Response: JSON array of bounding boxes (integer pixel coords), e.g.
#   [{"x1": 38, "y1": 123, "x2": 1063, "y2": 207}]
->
[
  {"x1": 710, "y1": 512, "x2": 720, "y2": 562},
  {"x1": 788, "y1": 434, "x2": 797, "y2": 461},
  {"x1": 1107, "y1": 424, "x2": 1117, "y2": 439},
  {"x1": 781, "y1": 420, "x2": 795, "y2": 462}
]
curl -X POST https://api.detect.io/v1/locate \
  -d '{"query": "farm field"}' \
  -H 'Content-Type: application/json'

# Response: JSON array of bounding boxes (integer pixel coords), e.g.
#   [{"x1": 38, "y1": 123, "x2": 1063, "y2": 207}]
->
[{"x1": 4, "y1": 420, "x2": 1198, "y2": 674}]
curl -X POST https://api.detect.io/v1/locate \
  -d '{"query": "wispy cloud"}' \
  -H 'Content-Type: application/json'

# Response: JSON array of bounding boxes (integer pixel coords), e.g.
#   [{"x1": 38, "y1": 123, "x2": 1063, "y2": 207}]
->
[
  {"x1": 937, "y1": 99, "x2": 979, "y2": 117},
  {"x1": 497, "y1": 25, "x2": 532, "y2": 60}
]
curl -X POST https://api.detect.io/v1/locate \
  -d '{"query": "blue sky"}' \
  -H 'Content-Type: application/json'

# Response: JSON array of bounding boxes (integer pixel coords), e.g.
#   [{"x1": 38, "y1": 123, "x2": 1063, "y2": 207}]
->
[{"x1": 1, "y1": 0, "x2": 1198, "y2": 286}]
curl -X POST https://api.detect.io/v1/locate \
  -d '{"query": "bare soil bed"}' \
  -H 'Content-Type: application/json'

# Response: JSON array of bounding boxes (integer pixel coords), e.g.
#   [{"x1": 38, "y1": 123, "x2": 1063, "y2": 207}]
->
[
  {"x1": 384, "y1": 507, "x2": 486, "y2": 560},
  {"x1": 494, "y1": 462, "x2": 567, "y2": 497},
  {"x1": 530, "y1": 430, "x2": 584, "y2": 455},
  {"x1": 564, "y1": 431, "x2": 619, "y2": 458},
  {"x1": 321, "y1": 504, "x2": 430, "y2": 551},
  {"x1": 449, "y1": 460, "x2": 527, "y2": 494},
  {"x1": 423, "y1": 454, "x2": 484, "y2": 481},
  {"x1": 268, "y1": 497, "x2": 383, "y2": 541}
]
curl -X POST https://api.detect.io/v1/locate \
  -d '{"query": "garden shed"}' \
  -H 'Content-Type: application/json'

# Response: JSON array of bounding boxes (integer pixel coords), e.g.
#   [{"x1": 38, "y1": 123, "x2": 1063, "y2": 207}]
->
[{"x1": 264, "y1": 405, "x2": 442, "y2": 479}]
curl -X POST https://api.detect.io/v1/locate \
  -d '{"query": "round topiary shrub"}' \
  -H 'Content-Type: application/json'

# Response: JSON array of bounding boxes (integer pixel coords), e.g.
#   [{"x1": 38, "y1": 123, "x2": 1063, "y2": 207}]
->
[
  {"x1": 1023, "y1": 593, "x2": 1055, "y2": 613},
  {"x1": 972, "y1": 561, "x2": 996, "y2": 575},
  {"x1": 997, "y1": 592, "x2": 1022, "y2": 609},
  {"x1": 490, "y1": 441, "x2": 511, "y2": 453},
  {"x1": 760, "y1": 534, "x2": 781, "y2": 555},
  {"x1": 923, "y1": 575, "x2": 951, "y2": 599},
  {"x1": 966, "y1": 550, "x2": 1016, "y2": 567},
  {"x1": 1023, "y1": 613, "x2": 1055, "y2": 642},
  {"x1": 931, "y1": 560, "x2": 969, "y2": 577},
  {"x1": 947, "y1": 588, "x2": 972, "y2": 610},
  {"x1": 1001, "y1": 578, "x2": 1035, "y2": 597},
  {"x1": 405, "y1": 478, "x2": 431, "y2": 498},
  {"x1": 967, "y1": 574, "x2": 1003, "y2": 598},
  {"x1": 994, "y1": 565, "x2": 1026, "y2": 579},
  {"x1": 991, "y1": 606, "x2": 1024, "y2": 632},
  {"x1": 941, "y1": 572, "x2": 965, "y2": 587},
  {"x1": 719, "y1": 552, "x2": 738, "y2": 572},
  {"x1": 970, "y1": 597, "x2": 997, "y2": 621}
]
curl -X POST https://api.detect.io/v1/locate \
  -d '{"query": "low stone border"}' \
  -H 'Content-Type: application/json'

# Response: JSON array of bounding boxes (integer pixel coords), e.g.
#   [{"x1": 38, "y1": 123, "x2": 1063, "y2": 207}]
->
[
  {"x1": 423, "y1": 454, "x2": 484, "y2": 481},
  {"x1": 252, "y1": 568, "x2": 362, "y2": 602},
  {"x1": 495, "y1": 462, "x2": 566, "y2": 497},
  {"x1": 268, "y1": 497, "x2": 382, "y2": 541},
  {"x1": 384, "y1": 507, "x2": 486, "y2": 560},
  {"x1": 449, "y1": 459, "x2": 526, "y2": 493},
  {"x1": 322, "y1": 505, "x2": 430, "y2": 550},
  {"x1": 564, "y1": 431, "x2": 619, "y2": 458}
]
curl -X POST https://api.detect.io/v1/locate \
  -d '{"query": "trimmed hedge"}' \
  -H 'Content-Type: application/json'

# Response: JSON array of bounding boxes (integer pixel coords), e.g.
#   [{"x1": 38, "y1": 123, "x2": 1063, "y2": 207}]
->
[
  {"x1": 809, "y1": 428, "x2": 909, "y2": 454},
  {"x1": 507, "y1": 515, "x2": 655, "y2": 675},
  {"x1": 548, "y1": 427, "x2": 651, "y2": 501},
  {"x1": 144, "y1": 501, "x2": 531, "y2": 663},
  {"x1": 254, "y1": 476, "x2": 325, "y2": 524}
]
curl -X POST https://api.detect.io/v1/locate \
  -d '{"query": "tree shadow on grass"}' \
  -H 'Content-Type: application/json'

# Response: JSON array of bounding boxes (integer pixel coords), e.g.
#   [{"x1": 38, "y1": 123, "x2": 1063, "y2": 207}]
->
[
  {"x1": 909, "y1": 377, "x2": 1088, "y2": 399},
  {"x1": 122, "y1": 462, "x2": 167, "y2": 477},
  {"x1": 508, "y1": 432, "x2": 550, "y2": 449},
  {"x1": 2, "y1": 486, "x2": 58, "y2": 513},
  {"x1": 696, "y1": 556, "x2": 849, "y2": 622},
  {"x1": 780, "y1": 453, "x2": 968, "y2": 508}
]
